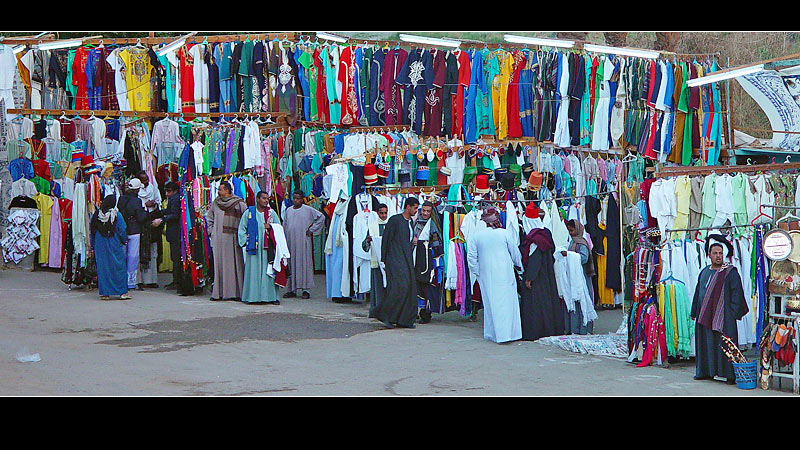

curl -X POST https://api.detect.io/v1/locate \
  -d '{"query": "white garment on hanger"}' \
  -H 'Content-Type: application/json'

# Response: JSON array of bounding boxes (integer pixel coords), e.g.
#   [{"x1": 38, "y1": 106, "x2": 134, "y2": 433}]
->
[
  {"x1": 10, "y1": 178, "x2": 36, "y2": 199},
  {"x1": 190, "y1": 44, "x2": 210, "y2": 113},
  {"x1": 0, "y1": 45, "x2": 17, "y2": 110},
  {"x1": 610, "y1": 58, "x2": 626, "y2": 147},
  {"x1": 190, "y1": 141, "x2": 204, "y2": 175},
  {"x1": 649, "y1": 177, "x2": 677, "y2": 238},
  {"x1": 243, "y1": 121, "x2": 262, "y2": 169},
  {"x1": 107, "y1": 48, "x2": 131, "y2": 111},
  {"x1": 553, "y1": 53, "x2": 571, "y2": 147},
  {"x1": 712, "y1": 174, "x2": 735, "y2": 227},
  {"x1": 591, "y1": 56, "x2": 613, "y2": 151}
]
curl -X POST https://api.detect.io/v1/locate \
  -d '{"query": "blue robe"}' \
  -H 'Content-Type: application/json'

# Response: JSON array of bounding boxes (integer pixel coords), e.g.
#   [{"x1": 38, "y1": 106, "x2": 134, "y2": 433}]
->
[
  {"x1": 325, "y1": 212, "x2": 346, "y2": 299},
  {"x1": 91, "y1": 212, "x2": 128, "y2": 296}
]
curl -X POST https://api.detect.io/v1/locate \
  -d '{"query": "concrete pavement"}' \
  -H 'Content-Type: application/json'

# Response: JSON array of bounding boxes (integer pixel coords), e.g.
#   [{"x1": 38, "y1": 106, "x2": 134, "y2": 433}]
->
[{"x1": 0, "y1": 267, "x2": 792, "y2": 396}]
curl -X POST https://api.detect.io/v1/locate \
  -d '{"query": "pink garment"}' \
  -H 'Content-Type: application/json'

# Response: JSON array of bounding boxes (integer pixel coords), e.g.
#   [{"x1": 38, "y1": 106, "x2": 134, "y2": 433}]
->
[
  {"x1": 597, "y1": 158, "x2": 607, "y2": 181},
  {"x1": 145, "y1": 152, "x2": 157, "y2": 188},
  {"x1": 255, "y1": 140, "x2": 270, "y2": 178},
  {"x1": 150, "y1": 119, "x2": 181, "y2": 151},
  {"x1": 636, "y1": 305, "x2": 668, "y2": 367},
  {"x1": 48, "y1": 198, "x2": 63, "y2": 268},
  {"x1": 561, "y1": 154, "x2": 570, "y2": 176},
  {"x1": 454, "y1": 243, "x2": 465, "y2": 312},
  {"x1": 192, "y1": 178, "x2": 201, "y2": 210}
]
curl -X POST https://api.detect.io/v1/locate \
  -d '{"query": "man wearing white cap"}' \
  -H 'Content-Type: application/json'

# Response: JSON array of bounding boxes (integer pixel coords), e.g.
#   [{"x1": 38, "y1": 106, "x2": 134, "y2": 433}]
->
[{"x1": 117, "y1": 178, "x2": 156, "y2": 291}]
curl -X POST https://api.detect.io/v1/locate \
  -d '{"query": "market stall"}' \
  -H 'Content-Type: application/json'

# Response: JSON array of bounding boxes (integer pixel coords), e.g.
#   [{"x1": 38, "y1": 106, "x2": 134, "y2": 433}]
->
[{"x1": 0, "y1": 30, "x2": 762, "y2": 382}]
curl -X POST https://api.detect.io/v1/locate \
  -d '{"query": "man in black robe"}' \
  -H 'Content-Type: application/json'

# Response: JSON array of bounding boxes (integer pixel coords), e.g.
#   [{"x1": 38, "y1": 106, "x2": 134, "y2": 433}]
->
[
  {"x1": 519, "y1": 203, "x2": 565, "y2": 340},
  {"x1": 690, "y1": 234, "x2": 749, "y2": 384},
  {"x1": 371, "y1": 197, "x2": 419, "y2": 329}
]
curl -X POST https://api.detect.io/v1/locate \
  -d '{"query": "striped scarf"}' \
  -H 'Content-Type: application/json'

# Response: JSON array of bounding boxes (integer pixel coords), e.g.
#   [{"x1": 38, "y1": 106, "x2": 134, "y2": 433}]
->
[{"x1": 697, "y1": 264, "x2": 731, "y2": 333}]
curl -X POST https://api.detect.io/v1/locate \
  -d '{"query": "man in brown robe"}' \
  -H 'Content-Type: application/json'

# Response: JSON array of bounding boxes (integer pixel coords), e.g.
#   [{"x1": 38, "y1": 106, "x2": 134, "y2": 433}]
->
[
  {"x1": 282, "y1": 190, "x2": 325, "y2": 299},
  {"x1": 206, "y1": 181, "x2": 248, "y2": 301}
]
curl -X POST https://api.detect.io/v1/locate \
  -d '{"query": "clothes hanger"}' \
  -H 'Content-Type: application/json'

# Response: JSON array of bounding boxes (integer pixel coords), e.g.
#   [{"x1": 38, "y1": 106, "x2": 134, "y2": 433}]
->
[{"x1": 750, "y1": 204, "x2": 773, "y2": 225}]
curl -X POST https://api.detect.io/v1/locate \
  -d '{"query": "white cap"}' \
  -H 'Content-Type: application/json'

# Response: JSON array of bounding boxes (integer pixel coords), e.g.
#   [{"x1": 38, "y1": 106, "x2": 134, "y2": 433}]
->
[{"x1": 128, "y1": 178, "x2": 144, "y2": 190}]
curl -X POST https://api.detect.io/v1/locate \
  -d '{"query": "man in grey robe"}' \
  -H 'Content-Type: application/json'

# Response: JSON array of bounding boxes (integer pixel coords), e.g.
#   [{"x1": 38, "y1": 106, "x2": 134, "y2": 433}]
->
[
  {"x1": 282, "y1": 190, "x2": 325, "y2": 299},
  {"x1": 206, "y1": 181, "x2": 248, "y2": 301}
]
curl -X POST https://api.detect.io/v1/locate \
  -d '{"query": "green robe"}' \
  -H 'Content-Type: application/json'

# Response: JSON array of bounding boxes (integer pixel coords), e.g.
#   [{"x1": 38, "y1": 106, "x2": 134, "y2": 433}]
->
[{"x1": 237, "y1": 208, "x2": 281, "y2": 303}]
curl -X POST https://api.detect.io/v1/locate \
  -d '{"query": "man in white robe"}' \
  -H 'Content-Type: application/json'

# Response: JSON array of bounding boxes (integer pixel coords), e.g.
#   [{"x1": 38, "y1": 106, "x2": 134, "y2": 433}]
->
[{"x1": 466, "y1": 207, "x2": 524, "y2": 343}]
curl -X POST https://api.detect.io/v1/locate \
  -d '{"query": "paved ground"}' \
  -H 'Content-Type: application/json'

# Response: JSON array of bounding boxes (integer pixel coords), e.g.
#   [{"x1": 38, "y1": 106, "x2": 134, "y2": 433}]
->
[{"x1": 0, "y1": 267, "x2": 793, "y2": 396}]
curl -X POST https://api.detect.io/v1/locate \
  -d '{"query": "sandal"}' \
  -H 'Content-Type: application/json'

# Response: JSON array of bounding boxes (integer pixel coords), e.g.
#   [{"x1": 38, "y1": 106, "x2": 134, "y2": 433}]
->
[
  {"x1": 119, "y1": 294, "x2": 132, "y2": 300},
  {"x1": 100, "y1": 296, "x2": 111, "y2": 301}
]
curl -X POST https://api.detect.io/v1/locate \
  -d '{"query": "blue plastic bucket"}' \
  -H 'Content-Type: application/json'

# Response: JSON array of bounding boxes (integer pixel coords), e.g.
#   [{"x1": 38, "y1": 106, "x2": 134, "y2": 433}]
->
[{"x1": 732, "y1": 361, "x2": 758, "y2": 390}]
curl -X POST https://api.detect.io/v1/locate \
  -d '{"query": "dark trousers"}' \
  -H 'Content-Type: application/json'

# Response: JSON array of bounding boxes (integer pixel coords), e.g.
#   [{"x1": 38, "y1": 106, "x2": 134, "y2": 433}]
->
[{"x1": 169, "y1": 239, "x2": 182, "y2": 286}]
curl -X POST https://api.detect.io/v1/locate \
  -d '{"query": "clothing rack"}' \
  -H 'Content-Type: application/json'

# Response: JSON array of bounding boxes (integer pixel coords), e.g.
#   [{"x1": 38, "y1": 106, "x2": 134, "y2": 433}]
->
[
  {"x1": 348, "y1": 125, "x2": 412, "y2": 132},
  {"x1": 655, "y1": 160, "x2": 800, "y2": 178},
  {"x1": 296, "y1": 120, "x2": 344, "y2": 130},
  {"x1": 664, "y1": 223, "x2": 755, "y2": 234},
  {"x1": 366, "y1": 184, "x2": 450, "y2": 195},
  {"x1": 469, "y1": 187, "x2": 619, "y2": 203},
  {"x1": 7, "y1": 109, "x2": 289, "y2": 120},
  {"x1": 206, "y1": 169, "x2": 253, "y2": 181},
  {"x1": 79, "y1": 33, "x2": 297, "y2": 46}
]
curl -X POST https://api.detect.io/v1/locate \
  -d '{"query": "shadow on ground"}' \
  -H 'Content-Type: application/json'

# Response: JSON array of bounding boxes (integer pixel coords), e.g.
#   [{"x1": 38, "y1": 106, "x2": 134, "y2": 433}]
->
[{"x1": 96, "y1": 312, "x2": 385, "y2": 353}]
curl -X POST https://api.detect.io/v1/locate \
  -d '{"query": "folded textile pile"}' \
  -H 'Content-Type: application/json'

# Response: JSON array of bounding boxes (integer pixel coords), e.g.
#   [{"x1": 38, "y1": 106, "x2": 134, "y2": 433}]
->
[
  {"x1": 536, "y1": 333, "x2": 629, "y2": 358},
  {"x1": 1, "y1": 208, "x2": 41, "y2": 264}
]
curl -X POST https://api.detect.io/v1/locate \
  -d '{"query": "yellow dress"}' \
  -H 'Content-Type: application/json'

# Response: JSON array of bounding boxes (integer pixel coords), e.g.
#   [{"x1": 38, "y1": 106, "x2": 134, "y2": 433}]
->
[
  {"x1": 492, "y1": 51, "x2": 514, "y2": 141},
  {"x1": 121, "y1": 47, "x2": 153, "y2": 112},
  {"x1": 158, "y1": 199, "x2": 173, "y2": 273},
  {"x1": 34, "y1": 193, "x2": 53, "y2": 265},
  {"x1": 596, "y1": 223, "x2": 615, "y2": 306},
  {"x1": 672, "y1": 175, "x2": 691, "y2": 238}
]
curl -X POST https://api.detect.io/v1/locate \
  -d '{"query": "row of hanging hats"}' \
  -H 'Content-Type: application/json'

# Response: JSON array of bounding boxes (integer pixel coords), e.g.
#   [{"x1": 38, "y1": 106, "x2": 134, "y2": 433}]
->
[
  {"x1": 380, "y1": 141, "x2": 527, "y2": 163},
  {"x1": 360, "y1": 160, "x2": 548, "y2": 192},
  {"x1": 359, "y1": 141, "x2": 546, "y2": 192}
]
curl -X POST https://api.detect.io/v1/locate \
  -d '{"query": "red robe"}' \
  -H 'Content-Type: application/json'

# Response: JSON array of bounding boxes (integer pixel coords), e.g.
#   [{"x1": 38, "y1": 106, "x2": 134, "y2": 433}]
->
[
  {"x1": 454, "y1": 50, "x2": 471, "y2": 139},
  {"x1": 338, "y1": 46, "x2": 359, "y2": 126},
  {"x1": 179, "y1": 45, "x2": 195, "y2": 113},
  {"x1": 313, "y1": 48, "x2": 329, "y2": 123},
  {"x1": 506, "y1": 51, "x2": 526, "y2": 139},
  {"x1": 72, "y1": 47, "x2": 90, "y2": 110}
]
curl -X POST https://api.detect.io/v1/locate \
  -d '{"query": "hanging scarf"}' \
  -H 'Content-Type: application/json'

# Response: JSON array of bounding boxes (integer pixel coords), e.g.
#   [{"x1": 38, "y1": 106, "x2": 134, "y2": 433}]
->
[
  {"x1": 697, "y1": 264, "x2": 732, "y2": 333},
  {"x1": 520, "y1": 228, "x2": 554, "y2": 266},
  {"x1": 246, "y1": 205, "x2": 272, "y2": 255}
]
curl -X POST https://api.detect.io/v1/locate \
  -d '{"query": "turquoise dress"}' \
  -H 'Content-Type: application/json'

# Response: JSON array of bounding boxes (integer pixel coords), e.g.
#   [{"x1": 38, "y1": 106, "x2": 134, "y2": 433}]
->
[
  {"x1": 476, "y1": 49, "x2": 496, "y2": 137},
  {"x1": 237, "y1": 208, "x2": 281, "y2": 303}
]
